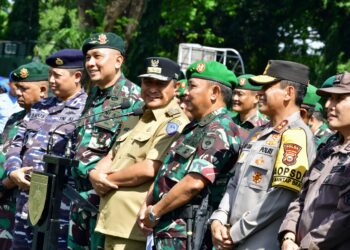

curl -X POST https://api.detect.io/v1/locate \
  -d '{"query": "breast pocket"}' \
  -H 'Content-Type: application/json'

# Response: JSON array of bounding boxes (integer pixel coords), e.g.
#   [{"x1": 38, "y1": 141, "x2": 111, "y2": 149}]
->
[
  {"x1": 88, "y1": 122, "x2": 120, "y2": 153},
  {"x1": 24, "y1": 122, "x2": 41, "y2": 148},
  {"x1": 245, "y1": 154, "x2": 274, "y2": 191},
  {"x1": 129, "y1": 132, "x2": 152, "y2": 158}
]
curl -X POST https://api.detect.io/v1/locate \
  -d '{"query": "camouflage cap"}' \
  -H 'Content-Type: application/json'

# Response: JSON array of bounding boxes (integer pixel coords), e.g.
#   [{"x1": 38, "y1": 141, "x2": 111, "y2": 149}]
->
[
  {"x1": 82, "y1": 32, "x2": 125, "y2": 55},
  {"x1": 303, "y1": 84, "x2": 321, "y2": 106},
  {"x1": 236, "y1": 74, "x2": 261, "y2": 91},
  {"x1": 186, "y1": 60, "x2": 238, "y2": 88},
  {"x1": 11, "y1": 62, "x2": 49, "y2": 82},
  {"x1": 46, "y1": 49, "x2": 84, "y2": 69},
  {"x1": 176, "y1": 79, "x2": 188, "y2": 97}
]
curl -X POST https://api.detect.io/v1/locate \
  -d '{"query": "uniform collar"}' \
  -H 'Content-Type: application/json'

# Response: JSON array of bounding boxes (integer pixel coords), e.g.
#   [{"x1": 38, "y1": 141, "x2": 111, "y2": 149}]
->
[
  {"x1": 143, "y1": 98, "x2": 182, "y2": 121},
  {"x1": 198, "y1": 107, "x2": 227, "y2": 126}
]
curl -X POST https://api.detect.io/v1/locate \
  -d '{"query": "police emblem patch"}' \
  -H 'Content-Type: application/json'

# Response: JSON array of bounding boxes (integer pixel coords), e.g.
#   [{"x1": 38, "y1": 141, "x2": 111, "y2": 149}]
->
[
  {"x1": 196, "y1": 63, "x2": 206, "y2": 73},
  {"x1": 202, "y1": 136, "x2": 215, "y2": 150},
  {"x1": 252, "y1": 171, "x2": 262, "y2": 184},
  {"x1": 20, "y1": 68, "x2": 29, "y2": 78},
  {"x1": 282, "y1": 143, "x2": 302, "y2": 166},
  {"x1": 166, "y1": 122, "x2": 179, "y2": 136}
]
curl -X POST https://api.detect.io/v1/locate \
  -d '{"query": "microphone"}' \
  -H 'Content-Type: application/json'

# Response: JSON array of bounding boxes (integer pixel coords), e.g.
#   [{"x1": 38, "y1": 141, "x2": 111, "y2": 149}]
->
[{"x1": 46, "y1": 98, "x2": 132, "y2": 154}]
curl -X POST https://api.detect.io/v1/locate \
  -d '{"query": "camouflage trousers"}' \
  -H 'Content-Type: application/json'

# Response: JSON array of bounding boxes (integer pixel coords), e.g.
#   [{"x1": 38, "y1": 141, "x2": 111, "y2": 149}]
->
[
  {"x1": 11, "y1": 191, "x2": 70, "y2": 249},
  {"x1": 68, "y1": 189, "x2": 104, "y2": 250},
  {"x1": 0, "y1": 188, "x2": 16, "y2": 250},
  {"x1": 154, "y1": 237, "x2": 186, "y2": 250}
]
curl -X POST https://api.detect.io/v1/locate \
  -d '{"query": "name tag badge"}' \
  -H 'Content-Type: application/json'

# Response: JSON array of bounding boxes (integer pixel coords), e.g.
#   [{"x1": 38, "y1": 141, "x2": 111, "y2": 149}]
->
[{"x1": 175, "y1": 144, "x2": 196, "y2": 158}]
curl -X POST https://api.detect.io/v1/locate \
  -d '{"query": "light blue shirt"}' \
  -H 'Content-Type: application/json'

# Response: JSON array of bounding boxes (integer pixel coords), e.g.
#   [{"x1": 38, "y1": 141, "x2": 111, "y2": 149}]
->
[{"x1": 0, "y1": 93, "x2": 23, "y2": 133}]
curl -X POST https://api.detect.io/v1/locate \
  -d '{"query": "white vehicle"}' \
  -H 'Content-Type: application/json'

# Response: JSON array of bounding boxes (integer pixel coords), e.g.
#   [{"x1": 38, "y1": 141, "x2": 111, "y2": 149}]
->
[{"x1": 177, "y1": 43, "x2": 245, "y2": 75}]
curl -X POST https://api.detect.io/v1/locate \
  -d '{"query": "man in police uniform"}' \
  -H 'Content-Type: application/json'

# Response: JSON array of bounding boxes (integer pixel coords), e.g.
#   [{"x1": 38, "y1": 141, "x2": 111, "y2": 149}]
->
[
  {"x1": 91, "y1": 57, "x2": 189, "y2": 249},
  {"x1": 4, "y1": 50, "x2": 87, "y2": 249},
  {"x1": 68, "y1": 32, "x2": 142, "y2": 249},
  {"x1": 279, "y1": 71, "x2": 350, "y2": 249},
  {"x1": 0, "y1": 63, "x2": 49, "y2": 249},
  {"x1": 231, "y1": 74, "x2": 268, "y2": 130},
  {"x1": 138, "y1": 61, "x2": 247, "y2": 249},
  {"x1": 210, "y1": 60, "x2": 315, "y2": 250}
]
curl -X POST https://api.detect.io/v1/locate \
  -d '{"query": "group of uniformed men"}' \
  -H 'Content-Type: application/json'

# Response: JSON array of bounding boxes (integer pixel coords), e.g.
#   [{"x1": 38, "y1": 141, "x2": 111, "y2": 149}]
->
[{"x1": 0, "y1": 31, "x2": 348, "y2": 250}]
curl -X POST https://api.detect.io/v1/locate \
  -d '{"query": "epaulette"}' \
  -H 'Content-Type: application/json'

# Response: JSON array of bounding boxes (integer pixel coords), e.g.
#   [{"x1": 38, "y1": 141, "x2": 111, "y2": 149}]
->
[{"x1": 166, "y1": 108, "x2": 180, "y2": 117}]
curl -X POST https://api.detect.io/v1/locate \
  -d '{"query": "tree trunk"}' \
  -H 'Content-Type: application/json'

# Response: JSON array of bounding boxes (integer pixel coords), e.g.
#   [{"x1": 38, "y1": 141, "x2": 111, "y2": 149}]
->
[{"x1": 77, "y1": 0, "x2": 98, "y2": 30}]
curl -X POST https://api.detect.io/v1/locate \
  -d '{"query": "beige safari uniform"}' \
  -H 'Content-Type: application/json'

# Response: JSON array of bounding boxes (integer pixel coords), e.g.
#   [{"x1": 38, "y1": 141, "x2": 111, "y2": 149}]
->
[
  {"x1": 95, "y1": 99, "x2": 189, "y2": 242},
  {"x1": 280, "y1": 134, "x2": 350, "y2": 249},
  {"x1": 210, "y1": 112, "x2": 316, "y2": 250}
]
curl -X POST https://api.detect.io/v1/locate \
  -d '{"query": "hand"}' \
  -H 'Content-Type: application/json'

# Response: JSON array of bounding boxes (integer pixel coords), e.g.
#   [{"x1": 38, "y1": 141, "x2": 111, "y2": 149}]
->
[
  {"x1": 9, "y1": 166, "x2": 32, "y2": 190},
  {"x1": 142, "y1": 205, "x2": 159, "y2": 229},
  {"x1": 281, "y1": 239, "x2": 299, "y2": 250},
  {"x1": 137, "y1": 202, "x2": 154, "y2": 235},
  {"x1": 211, "y1": 220, "x2": 234, "y2": 250},
  {"x1": 89, "y1": 169, "x2": 118, "y2": 196}
]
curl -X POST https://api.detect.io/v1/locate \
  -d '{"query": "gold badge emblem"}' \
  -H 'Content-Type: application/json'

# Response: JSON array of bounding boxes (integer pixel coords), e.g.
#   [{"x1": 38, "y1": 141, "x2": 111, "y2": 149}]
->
[
  {"x1": 19, "y1": 68, "x2": 29, "y2": 79},
  {"x1": 252, "y1": 171, "x2": 262, "y2": 184},
  {"x1": 151, "y1": 59, "x2": 159, "y2": 67},
  {"x1": 147, "y1": 59, "x2": 162, "y2": 74},
  {"x1": 196, "y1": 63, "x2": 206, "y2": 73},
  {"x1": 98, "y1": 34, "x2": 108, "y2": 44},
  {"x1": 239, "y1": 78, "x2": 246, "y2": 86},
  {"x1": 55, "y1": 58, "x2": 64, "y2": 65},
  {"x1": 255, "y1": 157, "x2": 265, "y2": 166},
  {"x1": 29, "y1": 172, "x2": 49, "y2": 226},
  {"x1": 282, "y1": 143, "x2": 302, "y2": 166}
]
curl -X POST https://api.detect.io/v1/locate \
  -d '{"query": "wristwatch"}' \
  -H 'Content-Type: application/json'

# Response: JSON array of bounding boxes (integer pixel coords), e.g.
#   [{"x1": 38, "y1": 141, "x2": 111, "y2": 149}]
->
[{"x1": 148, "y1": 205, "x2": 160, "y2": 222}]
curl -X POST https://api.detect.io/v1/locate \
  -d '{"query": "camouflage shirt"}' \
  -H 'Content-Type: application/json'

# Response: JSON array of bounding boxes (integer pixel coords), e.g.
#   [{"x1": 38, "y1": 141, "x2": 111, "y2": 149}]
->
[
  {"x1": 72, "y1": 74, "x2": 142, "y2": 189},
  {"x1": 153, "y1": 107, "x2": 247, "y2": 239},
  {"x1": 314, "y1": 123, "x2": 334, "y2": 151},
  {"x1": 4, "y1": 89, "x2": 87, "y2": 174},
  {"x1": 231, "y1": 110, "x2": 268, "y2": 131}
]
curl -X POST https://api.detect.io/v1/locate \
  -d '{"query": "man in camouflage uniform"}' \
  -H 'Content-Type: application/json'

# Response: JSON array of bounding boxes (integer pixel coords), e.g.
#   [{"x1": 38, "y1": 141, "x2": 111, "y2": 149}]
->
[
  {"x1": 231, "y1": 74, "x2": 268, "y2": 130},
  {"x1": 138, "y1": 61, "x2": 247, "y2": 249},
  {"x1": 0, "y1": 65, "x2": 49, "y2": 250},
  {"x1": 68, "y1": 32, "x2": 142, "y2": 250},
  {"x1": 279, "y1": 71, "x2": 350, "y2": 249},
  {"x1": 210, "y1": 60, "x2": 316, "y2": 250},
  {"x1": 93, "y1": 57, "x2": 189, "y2": 249},
  {"x1": 4, "y1": 50, "x2": 87, "y2": 249}
]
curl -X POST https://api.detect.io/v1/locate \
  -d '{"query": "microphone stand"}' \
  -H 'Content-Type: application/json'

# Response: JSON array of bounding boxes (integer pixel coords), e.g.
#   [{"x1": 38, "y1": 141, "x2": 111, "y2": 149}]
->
[{"x1": 30, "y1": 104, "x2": 142, "y2": 250}]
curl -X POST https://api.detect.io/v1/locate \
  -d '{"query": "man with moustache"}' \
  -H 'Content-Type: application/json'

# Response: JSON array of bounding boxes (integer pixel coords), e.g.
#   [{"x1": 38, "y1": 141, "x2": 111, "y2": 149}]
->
[
  {"x1": 68, "y1": 32, "x2": 142, "y2": 250},
  {"x1": 210, "y1": 60, "x2": 315, "y2": 250},
  {"x1": 0, "y1": 63, "x2": 49, "y2": 249},
  {"x1": 4, "y1": 50, "x2": 87, "y2": 249},
  {"x1": 279, "y1": 71, "x2": 350, "y2": 250},
  {"x1": 138, "y1": 60, "x2": 247, "y2": 249},
  {"x1": 93, "y1": 57, "x2": 189, "y2": 249},
  {"x1": 231, "y1": 74, "x2": 268, "y2": 130}
]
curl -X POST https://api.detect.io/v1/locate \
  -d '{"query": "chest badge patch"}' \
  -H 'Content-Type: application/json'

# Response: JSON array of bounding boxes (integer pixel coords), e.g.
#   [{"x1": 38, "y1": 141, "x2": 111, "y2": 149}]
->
[
  {"x1": 202, "y1": 136, "x2": 215, "y2": 150},
  {"x1": 166, "y1": 122, "x2": 179, "y2": 136},
  {"x1": 255, "y1": 157, "x2": 265, "y2": 166},
  {"x1": 282, "y1": 143, "x2": 302, "y2": 166},
  {"x1": 252, "y1": 171, "x2": 263, "y2": 184}
]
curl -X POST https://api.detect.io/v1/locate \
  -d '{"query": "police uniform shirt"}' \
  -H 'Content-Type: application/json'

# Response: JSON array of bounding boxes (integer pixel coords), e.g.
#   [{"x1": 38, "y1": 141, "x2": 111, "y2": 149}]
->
[
  {"x1": 210, "y1": 112, "x2": 316, "y2": 250},
  {"x1": 280, "y1": 134, "x2": 350, "y2": 249},
  {"x1": 95, "y1": 98, "x2": 189, "y2": 241}
]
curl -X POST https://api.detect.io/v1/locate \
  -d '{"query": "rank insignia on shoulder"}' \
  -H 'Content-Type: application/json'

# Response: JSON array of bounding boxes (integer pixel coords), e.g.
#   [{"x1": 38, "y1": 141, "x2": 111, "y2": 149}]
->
[
  {"x1": 166, "y1": 122, "x2": 179, "y2": 136},
  {"x1": 202, "y1": 136, "x2": 215, "y2": 150},
  {"x1": 275, "y1": 120, "x2": 288, "y2": 132}
]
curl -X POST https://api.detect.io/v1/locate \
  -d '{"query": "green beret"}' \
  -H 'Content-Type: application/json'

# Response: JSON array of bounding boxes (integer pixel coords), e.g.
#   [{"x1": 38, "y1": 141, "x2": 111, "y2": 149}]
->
[
  {"x1": 11, "y1": 62, "x2": 49, "y2": 82},
  {"x1": 314, "y1": 102, "x2": 323, "y2": 112},
  {"x1": 176, "y1": 79, "x2": 188, "y2": 97},
  {"x1": 82, "y1": 32, "x2": 125, "y2": 55},
  {"x1": 321, "y1": 75, "x2": 336, "y2": 88},
  {"x1": 186, "y1": 60, "x2": 237, "y2": 88},
  {"x1": 236, "y1": 74, "x2": 261, "y2": 91},
  {"x1": 303, "y1": 84, "x2": 321, "y2": 106}
]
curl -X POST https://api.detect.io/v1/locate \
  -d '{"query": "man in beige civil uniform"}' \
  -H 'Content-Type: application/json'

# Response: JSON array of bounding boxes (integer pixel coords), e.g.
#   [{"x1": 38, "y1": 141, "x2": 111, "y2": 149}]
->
[
  {"x1": 210, "y1": 60, "x2": 316, "y2": 250},
  {"x1": 279, "y1": 71, "x2": 350, "y2": 250},
  {"x1": 91, "y1": 57, "x2": 189, "y2": 249}
]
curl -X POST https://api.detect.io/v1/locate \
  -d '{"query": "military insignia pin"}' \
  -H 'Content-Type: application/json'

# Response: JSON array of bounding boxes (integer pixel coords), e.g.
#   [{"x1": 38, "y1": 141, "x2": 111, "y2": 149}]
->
[
  {"x1": 239, "y1": 78, "x2": 246, "y2": 86},
  {"x1": 19, "y1": 68, "x2": 29, "y2": 78},
  {"x1": 55, "y1": 58, "x2": 64, "y2": 65},
  {"x1": 196, "y1": 63, "x2": 206, "y2": 73},
  {"x1": 98, "y1": 34, "x2": 108, "y2": 44},
  {"x1": 252, "y1": 171, "x2": 262, "y2": 184},
  {"x1": 151, "y1": 59, "x2": 159, "y2": 67}
]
